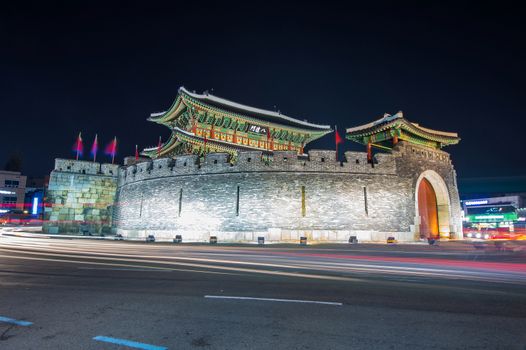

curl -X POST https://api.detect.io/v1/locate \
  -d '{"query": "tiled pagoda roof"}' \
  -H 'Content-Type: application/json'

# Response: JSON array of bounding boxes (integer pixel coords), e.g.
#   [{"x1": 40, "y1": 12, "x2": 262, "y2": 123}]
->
[
  {"x1": 149, "y1": 87, "x2": 331, "y2": 132},
  {"x1": 346, "y1": 112, "x2": 460, "y2": 147}
]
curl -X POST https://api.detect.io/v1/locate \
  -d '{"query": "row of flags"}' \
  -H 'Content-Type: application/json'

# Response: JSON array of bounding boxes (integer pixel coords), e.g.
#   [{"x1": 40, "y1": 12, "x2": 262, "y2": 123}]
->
[
  {"x1": 73, "y1": 133, "x2": 162, "y2": 164},
  {"x1": 72, "y1": 127, "x2": 344, "y2": 163},
  {"x1": 72, "y1": 133, "x2": 119, "y2": 164}
]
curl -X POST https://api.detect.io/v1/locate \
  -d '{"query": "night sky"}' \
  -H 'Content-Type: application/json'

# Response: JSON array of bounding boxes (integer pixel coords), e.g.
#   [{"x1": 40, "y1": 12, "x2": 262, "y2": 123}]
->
[{"x1": 1, "y1": 2, "x2": 525, "y2": 178}]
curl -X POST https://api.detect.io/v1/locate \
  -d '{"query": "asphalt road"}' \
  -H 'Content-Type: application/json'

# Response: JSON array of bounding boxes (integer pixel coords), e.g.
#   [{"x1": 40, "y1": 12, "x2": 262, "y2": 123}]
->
[{"x1": 0, "y1": 233, "x2": 525, "y2": 349}]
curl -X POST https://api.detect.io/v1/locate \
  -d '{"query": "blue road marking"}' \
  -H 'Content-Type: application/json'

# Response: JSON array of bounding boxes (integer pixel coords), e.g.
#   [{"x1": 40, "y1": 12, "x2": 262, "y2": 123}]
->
[
  {"x1": 0, "y1": 316, "x2": 33, "y2": 326},
  {"x1": 93, "y1": 336, "x2": 168, "y2": 350}
]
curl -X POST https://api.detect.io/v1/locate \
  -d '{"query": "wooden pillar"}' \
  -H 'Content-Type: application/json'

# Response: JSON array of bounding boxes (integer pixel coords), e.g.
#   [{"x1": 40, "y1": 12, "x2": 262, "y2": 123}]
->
[
  {"x1": 367, "y1": 141, "x2": 372, "y2": 163},
  {"x1": 191, "y1": 115, "x2": 197, "y2": 134},
  {"x1": 393, "y1": 134, "x2": 398, "y2": 145}
]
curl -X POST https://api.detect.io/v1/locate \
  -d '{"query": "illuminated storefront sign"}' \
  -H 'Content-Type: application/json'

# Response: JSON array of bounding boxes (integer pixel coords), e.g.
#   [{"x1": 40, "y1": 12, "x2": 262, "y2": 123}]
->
[
  {"x1": 468, "y1": 212, "x2": 518, "y2": 222},
  {"x1": 465, "y1": 200, "x2": 488, "y2": 206},
  {"x1": 0, "y1": 190, "x2": 16, "y2": 195},
  {"x1": 474, "y1": 215, "x2": 504, "y2": 220},
  {"x1": 32, "y1": 197, "x2": 39, "y2": 215}
]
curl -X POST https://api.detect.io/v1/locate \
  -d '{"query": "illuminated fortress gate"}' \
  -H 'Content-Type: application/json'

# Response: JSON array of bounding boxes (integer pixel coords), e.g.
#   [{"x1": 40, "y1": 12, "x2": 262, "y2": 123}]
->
[
  {"x1": 43, "y1": 89, "x2": 462, "y2": 242},
  {"x1": 110, "y1": 91, "x2": 462, "y2": 241}
]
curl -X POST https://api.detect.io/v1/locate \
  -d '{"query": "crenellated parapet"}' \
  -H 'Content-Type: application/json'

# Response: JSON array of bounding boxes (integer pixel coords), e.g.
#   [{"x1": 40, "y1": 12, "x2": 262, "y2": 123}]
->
[
  {"x1": 54, "y1": 159, "x2": 120, "y2": 177},
  {"x1": 118, "y1": 149, "x2": 398, "y2": 186},
  {"x1": 392, "y1": 142, "x2": 452, "y2": 165}
]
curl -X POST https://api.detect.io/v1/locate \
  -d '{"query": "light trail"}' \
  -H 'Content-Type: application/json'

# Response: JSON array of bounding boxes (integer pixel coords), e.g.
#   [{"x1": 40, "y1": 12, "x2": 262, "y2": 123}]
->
[
  {"x1": 204, "y1": 295, "x2": 343, "y2": 306},
  {"x1": 0, "y1": 249, "x2": 364, "y2": 282},
  {"x1": 0, "y1": 242, "x2": 509, "y2": 282},
  {"x1": 1, "y1": 235, "x2": 525, "y2": 285}
]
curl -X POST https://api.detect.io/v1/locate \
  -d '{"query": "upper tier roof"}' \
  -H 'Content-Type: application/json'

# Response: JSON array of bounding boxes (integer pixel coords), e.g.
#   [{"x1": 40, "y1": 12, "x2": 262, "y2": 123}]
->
[
  {"x1": 151, "y1": 87, "x2": 331, "y2": 132},
  {"x1": 346, "y1": 112, "x2": 460, "y2": 146}
]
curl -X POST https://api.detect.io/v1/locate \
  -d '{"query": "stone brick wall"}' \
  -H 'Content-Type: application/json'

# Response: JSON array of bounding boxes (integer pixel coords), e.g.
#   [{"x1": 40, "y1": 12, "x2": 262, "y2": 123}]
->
[
  {"x1": 43, "y1": 159, "x2": 119, "y2": 234},
  {"x1": 392, "y1": 142, "x2": 463, "y2": 238},
  {"x1": 43, "y1": 142, "x2": 461, "y2": 242},
  {"x1": 112, "y1": 145, "x2": 461, "y2": 242}
]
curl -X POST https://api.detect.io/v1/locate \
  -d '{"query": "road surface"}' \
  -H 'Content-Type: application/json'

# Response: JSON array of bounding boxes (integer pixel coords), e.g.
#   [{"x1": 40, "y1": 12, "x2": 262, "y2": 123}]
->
[{"x1": 0, "y1": 233, "x2": 525, "y2": 349}]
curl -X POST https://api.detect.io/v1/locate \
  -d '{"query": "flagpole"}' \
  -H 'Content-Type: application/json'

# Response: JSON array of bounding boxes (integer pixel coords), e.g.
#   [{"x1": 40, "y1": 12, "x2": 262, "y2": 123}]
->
[
  {"x1": 76, "y1": 132, "x2": 81, "y2": 160},
  {"x1": 335, "y1": 125, "x2": 338, "y2": 162},
  {"x1": 112, "y1": 137, "x2": 116, "y2": 164},
  {"x1": 93, "y1": 134, "x2": 98, "y2": 162}
]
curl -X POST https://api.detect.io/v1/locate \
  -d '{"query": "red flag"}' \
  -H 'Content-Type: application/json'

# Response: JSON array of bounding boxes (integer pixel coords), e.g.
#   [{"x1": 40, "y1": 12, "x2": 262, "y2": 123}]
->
[
  {"x1": 157, "y1": 136, "x2": 162, "y2": 157},
  {"x1": 335, "y1": 126, "x2": 343, "y2": 161},
  {"x1": 105, "y1": 137, "x2": 117, "y2": 164},
  {"x1": 90, "y1": 134, "x2": 98, "y2": 162},
  {"x1": 135, "y1": 145, "x2": 139, "y2": 160},
  {"x1": 335, "y1": 129, "x2": 343, "y2": 145},
  {"x1": 72, "y1": 132, "x2": 83, "y2": 160}
]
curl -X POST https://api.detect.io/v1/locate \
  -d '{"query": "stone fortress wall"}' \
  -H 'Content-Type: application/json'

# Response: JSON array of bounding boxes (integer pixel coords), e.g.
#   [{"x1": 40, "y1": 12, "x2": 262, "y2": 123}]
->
[
  {"x1": 43, "y1": 159, "x2": 119, "y2": 234},
  {"x1": 112, "y1": 142, "x2": 462, "y2": 243}
]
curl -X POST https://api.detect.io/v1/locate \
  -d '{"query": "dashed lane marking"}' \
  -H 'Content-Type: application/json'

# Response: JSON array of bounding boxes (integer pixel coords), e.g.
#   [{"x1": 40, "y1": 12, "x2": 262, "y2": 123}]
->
[
  {"x1": 0, "y1": 316, "x2": 32, "y2": 326},
  {"x1": 93, "y1": 335, "x2": 167, "y2": 350}
]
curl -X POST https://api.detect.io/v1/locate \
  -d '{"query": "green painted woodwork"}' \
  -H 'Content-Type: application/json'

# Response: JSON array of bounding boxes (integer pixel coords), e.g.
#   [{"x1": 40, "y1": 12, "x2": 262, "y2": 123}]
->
[
  {"x1": 146, "y1": 88, "x2": 331, "y2": 158},
  {"x1": 347, "y1": 115, "x2": 458, "y2": 150}
]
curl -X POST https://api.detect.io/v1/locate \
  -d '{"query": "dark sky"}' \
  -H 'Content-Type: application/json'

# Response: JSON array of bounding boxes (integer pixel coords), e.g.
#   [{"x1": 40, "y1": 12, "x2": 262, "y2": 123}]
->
[{"x1": 1, "y1": 1, "x2": 525, "y2": 178}]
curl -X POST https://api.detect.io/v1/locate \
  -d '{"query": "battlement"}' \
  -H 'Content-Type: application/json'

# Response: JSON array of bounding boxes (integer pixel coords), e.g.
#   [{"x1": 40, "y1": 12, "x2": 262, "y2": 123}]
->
[
  {"x1": 393, "y1": 142, "x2": 452, "y2": 165},
  {"x1": 54, "y1": 159, "x2": 119, "y2": 177},
  {"x1": 117, "y1": 149, "x2": 399, "y2": 185}
]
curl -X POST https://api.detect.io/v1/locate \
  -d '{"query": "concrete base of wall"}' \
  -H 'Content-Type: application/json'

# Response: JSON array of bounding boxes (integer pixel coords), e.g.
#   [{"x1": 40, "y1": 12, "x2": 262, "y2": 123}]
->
[{"x1": 115, "y1": 228, "x2": 415, "y2": 243}]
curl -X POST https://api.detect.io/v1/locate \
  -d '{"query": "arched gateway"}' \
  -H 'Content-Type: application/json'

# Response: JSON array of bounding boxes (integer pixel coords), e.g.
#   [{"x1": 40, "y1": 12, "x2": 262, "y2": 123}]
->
[
  {"x1": 346, "y1": 112, "x2": 461, "y2": 240},
  {"x1": 415, "y1": 170, "x2": 451, "y2": 239}
]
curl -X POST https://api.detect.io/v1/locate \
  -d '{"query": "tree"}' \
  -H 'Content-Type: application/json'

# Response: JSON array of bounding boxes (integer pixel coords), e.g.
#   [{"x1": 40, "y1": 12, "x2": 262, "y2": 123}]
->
[{"x1": 4, "y1": 152, "x2": 23, "y2": 172}]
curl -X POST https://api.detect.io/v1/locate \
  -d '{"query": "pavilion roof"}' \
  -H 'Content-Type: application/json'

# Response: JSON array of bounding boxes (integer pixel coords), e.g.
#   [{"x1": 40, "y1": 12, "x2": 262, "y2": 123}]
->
[
  {"x1": 346, "y1": 112, "x2": 460, "y2": 146},
  {"x1": 149, "y1": 87, "x2": 332, "y2": 132}
]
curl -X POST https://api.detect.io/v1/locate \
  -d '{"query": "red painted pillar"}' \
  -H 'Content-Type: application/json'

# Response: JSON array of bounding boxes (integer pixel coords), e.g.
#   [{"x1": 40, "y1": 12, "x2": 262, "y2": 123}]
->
[{"x1": 367, "y1": 142, "x2": 372, "y2": 163}]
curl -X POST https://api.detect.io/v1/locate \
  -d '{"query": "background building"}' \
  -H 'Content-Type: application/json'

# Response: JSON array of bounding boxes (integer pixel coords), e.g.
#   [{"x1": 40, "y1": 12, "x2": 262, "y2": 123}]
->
[
  {"x1": 0, "y1": 170, "x2": 27, "y2": 213},
  {"x1": 24, "y1": 176, "x2": 48, "y2": 218},
  {"x1": 459, "y1": 176, "x2": 526, "y2": 236}
]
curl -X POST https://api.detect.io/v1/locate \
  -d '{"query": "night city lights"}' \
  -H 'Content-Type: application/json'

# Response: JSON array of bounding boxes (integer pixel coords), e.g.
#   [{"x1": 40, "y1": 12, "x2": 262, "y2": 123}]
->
[{"x1": 1, "y1": 2, "x2": 525, "y2": 349}]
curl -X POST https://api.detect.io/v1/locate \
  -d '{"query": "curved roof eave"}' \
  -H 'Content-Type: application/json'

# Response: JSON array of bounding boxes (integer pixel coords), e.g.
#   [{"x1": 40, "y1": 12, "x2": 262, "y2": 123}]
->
[
  {"x1": 179, "y1": 87, "x2": 331, "y2": 131},
  {"x1": 346, "y1": 113, "x2": 459, "y2": 143}
]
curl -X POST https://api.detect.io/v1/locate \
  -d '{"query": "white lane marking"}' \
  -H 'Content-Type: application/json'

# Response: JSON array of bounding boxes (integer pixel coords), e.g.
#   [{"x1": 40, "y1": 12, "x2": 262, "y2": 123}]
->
[{"x1": 204, "y1": 295, "x2": 343, "y2": 306}]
